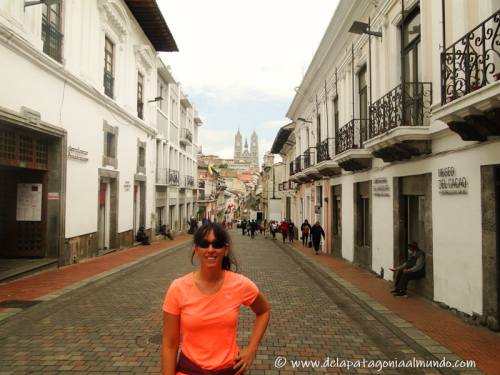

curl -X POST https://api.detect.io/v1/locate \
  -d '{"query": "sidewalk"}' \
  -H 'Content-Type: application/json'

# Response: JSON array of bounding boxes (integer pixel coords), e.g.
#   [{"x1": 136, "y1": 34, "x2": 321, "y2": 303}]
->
[
  {"x1": 0, "y1": 234, "x2": 193, "y2": 314},
  {"x1": 289, "y1": 240, "x2": 500, "y2": 375}
]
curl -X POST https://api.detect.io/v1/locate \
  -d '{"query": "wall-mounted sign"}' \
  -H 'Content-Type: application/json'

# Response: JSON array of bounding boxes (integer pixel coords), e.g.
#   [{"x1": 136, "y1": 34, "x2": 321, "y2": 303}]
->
[
  {"x1": 16, "y1": 183, "x2": 42, "y2": 221},
  {"x1": 438, "y1": 167, "x2": 467, "y2": 195},
  {"x1": 19, "y1": 162, "x2": 26, "y2": 168},
  {"x1": 68, "y1": 145, "x2": 89, "y2": 162},
  {"x1": 373, "y1": 177, "x2": 390, "y2": 197},
  {"x1": 124, "y1": 181, "x2": 131, "y2": 191},
  {"x1": 48, "y1": 192, "x2": 59, "y2": 200}
]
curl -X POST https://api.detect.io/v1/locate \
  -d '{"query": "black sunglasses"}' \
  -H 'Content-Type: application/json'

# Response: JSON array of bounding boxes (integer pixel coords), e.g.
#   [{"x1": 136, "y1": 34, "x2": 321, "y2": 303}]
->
[{"x1": 197, "y1": 239, "x2": 226, "y2": 249}]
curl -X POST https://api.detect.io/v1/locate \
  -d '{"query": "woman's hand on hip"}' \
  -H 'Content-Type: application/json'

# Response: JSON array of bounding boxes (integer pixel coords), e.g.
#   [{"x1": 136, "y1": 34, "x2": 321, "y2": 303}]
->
[{"x1": 233, "y1": 348, "x2": 257, "y2": 374}]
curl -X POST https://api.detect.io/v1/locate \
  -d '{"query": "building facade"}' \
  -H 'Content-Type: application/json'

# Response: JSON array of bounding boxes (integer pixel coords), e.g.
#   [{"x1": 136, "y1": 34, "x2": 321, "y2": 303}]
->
[
  {"x1": 155, "y1": 57, "x2": 200, "y2": 235},
  {"x1": 280, "y1": 0, "x2": 500, "y2": 329},
  {"x1": 0, "y1": 0, "x2": 199, "y2": 270}
]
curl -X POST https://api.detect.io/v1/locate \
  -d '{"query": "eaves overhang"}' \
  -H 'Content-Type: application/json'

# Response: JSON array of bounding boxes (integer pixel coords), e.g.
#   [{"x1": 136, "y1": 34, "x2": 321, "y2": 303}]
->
[
  {"x1": 270, "y1": 122, "x2": 296, "y2": 154},
  {"x1": 124, "y1": 0, "x2": 178, "y2": 52}
]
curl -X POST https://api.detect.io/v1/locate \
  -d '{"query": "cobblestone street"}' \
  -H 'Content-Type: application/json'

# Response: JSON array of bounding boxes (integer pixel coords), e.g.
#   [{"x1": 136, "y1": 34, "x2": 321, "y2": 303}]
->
[{"x1": 0, "y1": 231, "x2": 497, "y2": 374}]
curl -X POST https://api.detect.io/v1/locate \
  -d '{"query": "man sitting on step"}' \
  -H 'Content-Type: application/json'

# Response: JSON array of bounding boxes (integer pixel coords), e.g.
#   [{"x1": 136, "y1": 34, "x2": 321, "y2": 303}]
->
[{"x1": 389, "y1": 241, "x2": 426, "y2": 298}]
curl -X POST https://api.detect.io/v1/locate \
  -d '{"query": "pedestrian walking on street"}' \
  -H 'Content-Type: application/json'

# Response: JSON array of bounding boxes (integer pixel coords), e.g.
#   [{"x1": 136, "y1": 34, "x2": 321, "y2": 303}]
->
[
  {"x1": 280, "y1": 220, "x2": 288, "y2": 244},
  {"x1": 250, "y1": 220, "x2": 257, "y2": 239},
  {"x1": 310, "y1": 221, "x2": 325, "y2": 255},
  {"x1": 271, "y1": 221, "x2": 278, "y2": 239},
  {"x1": 288, "y1": 220, "x2": 295, "y2": 243},
  {"x1": 162, "y1": 223, "x2": 271, "y2": 375},
  {"x1": 301, "y1": 220, "x2": 311, "y2": 247},
  {"x1": 241, "y1": 219, "x2": 247, "y2": 236}
]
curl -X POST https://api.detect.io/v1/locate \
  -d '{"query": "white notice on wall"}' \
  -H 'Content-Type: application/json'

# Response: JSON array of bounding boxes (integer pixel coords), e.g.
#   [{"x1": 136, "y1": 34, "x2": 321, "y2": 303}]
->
[{"x1": 16, "y1": 183, "x2": 42, "y2": 221}]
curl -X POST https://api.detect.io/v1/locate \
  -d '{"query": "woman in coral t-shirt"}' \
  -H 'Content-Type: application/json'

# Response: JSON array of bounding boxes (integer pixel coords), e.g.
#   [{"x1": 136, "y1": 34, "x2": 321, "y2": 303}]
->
[{"x1": 162, "y1": 223, "x2": 271, "y2": 375}]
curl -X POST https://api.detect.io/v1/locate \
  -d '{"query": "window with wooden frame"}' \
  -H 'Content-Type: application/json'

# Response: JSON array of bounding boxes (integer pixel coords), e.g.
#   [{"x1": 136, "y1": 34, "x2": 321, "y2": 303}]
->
[
  {"x1": 41, "y1": 3, "x2": 63, "y2": 63},
  {"x1": 137, "y1": 73, "x2": 144, "y2": 119},
  {"x1": 358, "y1": 66, "x2": 368, "y2": 145},
  {"x1": 104, "y1": 37, "x2": 114, "y2": 98}
]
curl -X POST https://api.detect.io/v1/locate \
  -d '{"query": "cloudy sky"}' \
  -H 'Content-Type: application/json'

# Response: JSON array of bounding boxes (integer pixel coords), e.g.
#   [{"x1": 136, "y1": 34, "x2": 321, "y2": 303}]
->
[{"x1": 157, "y1": 0, "x2": 340, "y2": 165}]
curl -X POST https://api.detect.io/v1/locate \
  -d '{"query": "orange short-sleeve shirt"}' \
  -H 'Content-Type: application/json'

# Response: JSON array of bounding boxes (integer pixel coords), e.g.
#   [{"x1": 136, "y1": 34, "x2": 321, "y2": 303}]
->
[{"x1": 163, "y1": 271, "x2": 259, "y2": 372}]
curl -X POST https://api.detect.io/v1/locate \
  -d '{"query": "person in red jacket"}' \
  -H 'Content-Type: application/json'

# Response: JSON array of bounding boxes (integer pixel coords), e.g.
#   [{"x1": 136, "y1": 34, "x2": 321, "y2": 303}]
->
[{"x1": 279, "y1": 220, "x2": 289, "y2": 244}]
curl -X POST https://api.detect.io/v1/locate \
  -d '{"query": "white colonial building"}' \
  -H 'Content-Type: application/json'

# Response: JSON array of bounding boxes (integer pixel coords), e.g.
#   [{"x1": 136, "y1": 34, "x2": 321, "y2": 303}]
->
[
  {"x1": 274, "y1": 0, "x2": 500, "y2": 329},
  {"x1": 0, "y1": 0, "x2": 199, "y2": 276}
]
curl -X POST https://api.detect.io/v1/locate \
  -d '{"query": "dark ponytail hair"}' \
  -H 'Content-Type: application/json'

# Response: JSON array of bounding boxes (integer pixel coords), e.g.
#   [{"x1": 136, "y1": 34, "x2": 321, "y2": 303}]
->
[{"x1": 191, "y1": 223, "x2": 239, "y2": 272}]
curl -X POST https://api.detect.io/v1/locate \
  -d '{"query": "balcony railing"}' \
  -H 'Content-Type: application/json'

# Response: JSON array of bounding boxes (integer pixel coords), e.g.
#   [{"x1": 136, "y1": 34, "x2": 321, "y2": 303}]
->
[
  {"x1": 137, "y1": 99, "x2": 144, "y2": 119},
  {"x1": 180, "y1": 128, "x2": 193, "y2": 143},
  {"x1": 303, "y1": 147, "x2": 316, "y2": 169},
  {"x1": 41, "y1": 19, "x2": 63, "y2": 63},
  {"x1": 441, "y1": 9, "x2": 500, "y2": 105},
  {"x1": 316, "y1": 138, "x2": 335, "y2": 162},
  {"x1": 104, "y1": 69, "x2": 114, "y2": 98},
  {"x1": 156, "y1": 168, "x2": 180, "y2": 185},
  {"x1": 335, "y1": 119, "x2": 368, "y2": 154},
  {"x1": 278, "y1": 183, "x2": 283, "y2": 191},
  {"x1": 168, "y1": 169, "x2": 179, "y2": 185},
  {"x1": 198, "y1": 180, "x2": 205, "y2": 189},
  {"x1": 369, "y1": 83, "x2": 432, "y2": 139},
  {"x1": 181, "y1": 175, "x2": 194, "y2": 187},
  {"x1": 294, "y1": 155, "x2": 304, "y2": 173},
  {"x1": 289, "y1": 161, "x2": 295, "y2": 176},
  {"x1": 288, "y1": 180, "x2": 297, "y2": 190}
]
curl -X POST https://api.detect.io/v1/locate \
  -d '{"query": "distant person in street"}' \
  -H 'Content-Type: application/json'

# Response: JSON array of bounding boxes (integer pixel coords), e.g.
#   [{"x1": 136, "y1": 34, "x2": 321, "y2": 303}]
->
[
  {"x1": 263, "y1": 219, "x2": 268, "y2": 239},
  {"x1": 288, "y1": 220, "x2": 295, "y2": 243},
  {"x1": 390, "y1": 241, "x2": 426, "y2": 298},
  {"x1": 310, "y1": 221, "x2": 325, "y2": 255},
  {"x1": 279, "y1": 220, "x2": 288, "y2": 244},
  {"x1": 241, "y1": 219, "x2": 247, "y2": 235},
  {"x1": 162, "y1": 222, "x2": 270, "y2": 375},
  {"x1": 271, "y1": 221, "x2": 278, "y2": 239},
  {"x1": 136, "y1": 226, "x2": 150, "y2": 245},
  {"x1": 258, "y1": 222, "x2": 263, "y2": 235},
  {"x1": 301, "y1": 220, "x2": 312, "y2": 247},
  {"x1": 188, "y1": 217, "x2": 197, "y2": 234},
  {"x1": 250, "y1": 220, "x2": 257, "y2": 239},
  {"x1": 202, "y1": 218, "x2": 208, "y2": 225},
  {"x1": 160, "y1": 225, "x2": 174, "y2": 241}
]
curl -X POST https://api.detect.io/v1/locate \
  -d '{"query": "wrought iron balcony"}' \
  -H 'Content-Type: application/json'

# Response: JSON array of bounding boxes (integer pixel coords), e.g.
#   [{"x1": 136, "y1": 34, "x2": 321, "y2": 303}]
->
[
  {"x1": 183, "y1": 175, "x2": 194, "y2": 187},
  {"x1": 41, "y1": 19, "x2": 63, "y2": 64},
  {"x1": 289, "y1": 161, "x2": 294, "y2": 176},
  {"x1": 441, "y1": 9, "x2": 500, "y2": 105},
  {"x1": 335, "y1": 119, "x2": 368, "y2": 154},
  {"x1": 137, "y1": 99, "x2": 144, "y2": 120},
  {"x1": 303, "y1": 147, "x2": 316, "y2": 169},
  {"x1": 369, "y1": 83, "x2": 432, "y2": 139},
  {"x1": 316, "y1": 138, "x2": 335, "y2": 163},
  {"x1": 104, "y1": 69, "x2": 114, "y2": 98},
  {"x1": 156, "y1": 168, "x2": 180, "y2": 185},
  {"x1": 168, "y1": 169, "x2": 179, "y2": 185},
  {"x1": 198, "y1": 179, "x2": 205, "y2": 189},
  {"x1": 180, "y1": 128, "x2": 193, "y2": 145},
  {"x1": 294, "y1": 155, "x2": 304, "y2": 173}
]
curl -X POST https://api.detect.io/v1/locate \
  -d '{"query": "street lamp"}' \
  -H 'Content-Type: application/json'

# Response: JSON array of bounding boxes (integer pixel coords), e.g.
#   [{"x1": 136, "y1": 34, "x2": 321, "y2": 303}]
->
[
  {"x1": 348, "y1": 21, "x2": 382, "y2": 38},
  {"x1": 148, "y1": 96, "x2": 164, "y2": 103},
  {"x1": 297, "y1": 118, "x2": 313, "y2": 124}
]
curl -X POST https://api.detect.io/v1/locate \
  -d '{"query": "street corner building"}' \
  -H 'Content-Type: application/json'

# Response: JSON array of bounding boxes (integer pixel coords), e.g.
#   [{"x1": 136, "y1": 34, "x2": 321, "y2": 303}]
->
[
  {"x1": 265, "y1": 0, "x2": 500, "y2": 330},
  {"x1": 0, "y1": 0, "x2": 201, "y2": 273}
]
